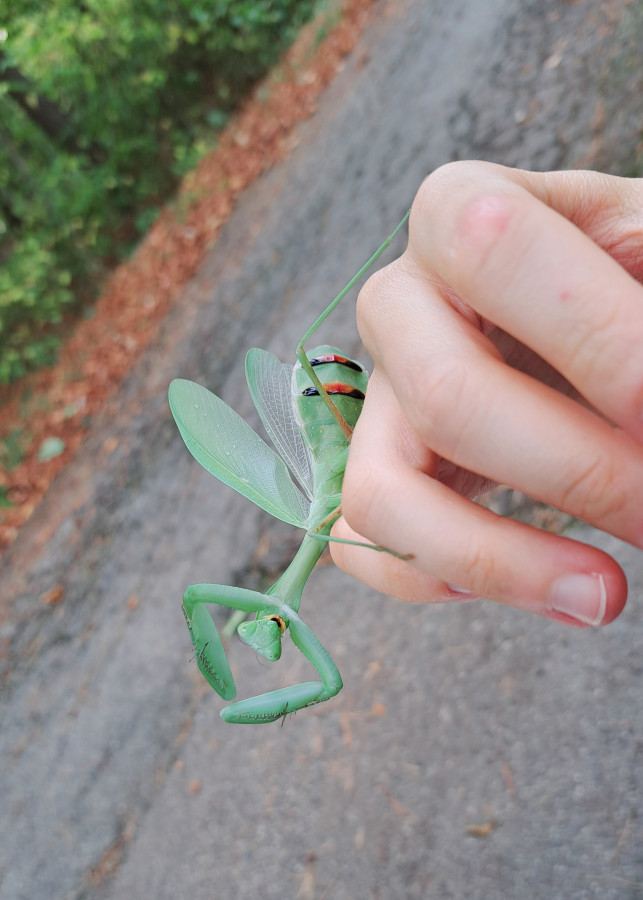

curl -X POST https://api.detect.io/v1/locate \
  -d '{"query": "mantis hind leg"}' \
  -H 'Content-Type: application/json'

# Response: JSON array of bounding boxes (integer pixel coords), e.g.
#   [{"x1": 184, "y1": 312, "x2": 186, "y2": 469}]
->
[
  {"x1": 308, "y1": 508, "x2": 413, "y2": 561},
  {"x1": 220, "y1": 607, "x2": 342, "y2": 724},
  {"x1": 182, "y1": 583, "x2": 278, "y2": 701},
  {"x1": 296, "y1": 211, "x2": 410, "y2": 351},
  {"x1": 309, "y1": 530, "x2": 413, "y2": 560}
]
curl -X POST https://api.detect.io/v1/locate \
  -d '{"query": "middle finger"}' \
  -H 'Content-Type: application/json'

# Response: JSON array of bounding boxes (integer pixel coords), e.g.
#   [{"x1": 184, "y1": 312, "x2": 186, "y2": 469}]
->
[
  {"x1": 357, "y1": 260, "x2": 643, "y2": 551},
  {"x1": 408, "y1": 164, "x2": 643, "y2": 441}
]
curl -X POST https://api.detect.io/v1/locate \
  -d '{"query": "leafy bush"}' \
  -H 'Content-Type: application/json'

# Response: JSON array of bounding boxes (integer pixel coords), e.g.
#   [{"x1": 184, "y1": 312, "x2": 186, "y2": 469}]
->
[{"x1": 0, "y1": 0, "x2": 317, "y2": 382}]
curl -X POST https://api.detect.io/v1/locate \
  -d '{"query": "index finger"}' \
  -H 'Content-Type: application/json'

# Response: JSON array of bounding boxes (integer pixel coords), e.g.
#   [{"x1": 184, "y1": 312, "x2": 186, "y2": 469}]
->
[{"x1": 407, "y1": 163, "x2": 643, "y2": 441}]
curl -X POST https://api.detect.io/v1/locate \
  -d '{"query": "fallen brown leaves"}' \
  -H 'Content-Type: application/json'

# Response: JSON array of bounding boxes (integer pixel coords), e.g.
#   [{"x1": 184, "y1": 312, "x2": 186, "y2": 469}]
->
[{"x1": 0, "y1": 0, "x2": 378, "y2": 553}]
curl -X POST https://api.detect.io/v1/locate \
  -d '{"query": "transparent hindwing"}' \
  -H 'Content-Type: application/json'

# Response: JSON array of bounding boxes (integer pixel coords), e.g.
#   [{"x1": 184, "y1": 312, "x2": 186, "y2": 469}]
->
[{"x1": 245, "y1": 348, "x2": 314, "y2": 502}]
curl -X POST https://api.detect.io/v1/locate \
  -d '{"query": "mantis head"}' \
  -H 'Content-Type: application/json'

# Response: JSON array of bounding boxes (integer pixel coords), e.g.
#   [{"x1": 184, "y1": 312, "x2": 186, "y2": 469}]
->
[{"x1": 237, "y1": 609, "x2": 287, "y2": 661}]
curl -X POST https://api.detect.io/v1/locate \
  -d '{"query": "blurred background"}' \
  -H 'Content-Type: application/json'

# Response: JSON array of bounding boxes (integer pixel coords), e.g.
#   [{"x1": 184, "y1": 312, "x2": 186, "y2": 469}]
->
[
  {"x1": 0, "y1": 0, "x2": 319, "y2": 383},
  {"x1": 1, "y1": 1, "x2": 643, "y2": 898}
]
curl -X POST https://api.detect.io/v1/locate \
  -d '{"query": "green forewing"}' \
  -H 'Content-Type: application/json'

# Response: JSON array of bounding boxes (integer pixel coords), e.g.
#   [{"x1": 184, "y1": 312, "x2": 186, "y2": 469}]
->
[{"x1": 168, "y1": 378, "x2": 309, "y2": 528}]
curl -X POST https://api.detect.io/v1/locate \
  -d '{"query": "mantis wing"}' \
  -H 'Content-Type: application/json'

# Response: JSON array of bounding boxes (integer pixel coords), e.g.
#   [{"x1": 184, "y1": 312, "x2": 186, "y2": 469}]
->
[
  {"x1": 169, "y1": 378, "x2": 310, "y2": 528},
  {"x1": 245, "y1": 348, "x2": 314, "y2": 501}
]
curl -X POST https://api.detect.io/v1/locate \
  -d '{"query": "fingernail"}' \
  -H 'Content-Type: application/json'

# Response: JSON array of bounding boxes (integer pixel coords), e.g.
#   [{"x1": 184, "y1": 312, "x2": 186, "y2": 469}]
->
[
  {"x1": 445, "y1": 583, "x2": 478, "y2": 598},
  {"x1": 549, "y1": 573, "x2": 607, "y2": 626}
]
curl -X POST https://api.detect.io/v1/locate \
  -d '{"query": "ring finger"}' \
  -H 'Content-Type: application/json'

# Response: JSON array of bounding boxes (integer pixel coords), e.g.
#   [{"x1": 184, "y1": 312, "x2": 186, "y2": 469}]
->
[{"x1": 334, "y1": 372, "x2": 627, "y2": 626}]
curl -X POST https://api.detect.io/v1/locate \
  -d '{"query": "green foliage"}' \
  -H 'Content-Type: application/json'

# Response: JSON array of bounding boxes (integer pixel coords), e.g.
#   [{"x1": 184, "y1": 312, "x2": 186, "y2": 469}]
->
[
  {"x1": 0, "y1": 0, "x2": 317, "y2": 382},
  {"x1": 0, "y1": 428, "x2": 30, "y2": 470}
]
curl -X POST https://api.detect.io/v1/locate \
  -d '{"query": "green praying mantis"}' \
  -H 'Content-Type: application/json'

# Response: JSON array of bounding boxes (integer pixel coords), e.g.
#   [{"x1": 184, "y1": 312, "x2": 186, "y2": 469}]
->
[{"x1": 169, "y1": 211, "x2": 410, "y2": 724}]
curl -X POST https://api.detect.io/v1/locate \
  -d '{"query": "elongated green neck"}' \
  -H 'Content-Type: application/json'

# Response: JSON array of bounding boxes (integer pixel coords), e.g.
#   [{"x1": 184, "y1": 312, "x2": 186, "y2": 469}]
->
[{"x1": 267, "y1": 534, "x2": 325, "y2": 613}]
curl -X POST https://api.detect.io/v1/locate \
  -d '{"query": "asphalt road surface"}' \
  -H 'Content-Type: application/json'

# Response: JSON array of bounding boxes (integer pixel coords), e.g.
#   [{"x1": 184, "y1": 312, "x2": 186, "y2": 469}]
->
[{"x1": 2, "y1": 1, "x2": 643, "y2": 898}]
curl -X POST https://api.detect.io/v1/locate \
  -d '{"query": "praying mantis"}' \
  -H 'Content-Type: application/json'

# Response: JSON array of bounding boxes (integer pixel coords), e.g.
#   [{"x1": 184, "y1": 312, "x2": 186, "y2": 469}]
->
[{"x1": 169, "y1": 211, "x2": 410, "y2": 723}]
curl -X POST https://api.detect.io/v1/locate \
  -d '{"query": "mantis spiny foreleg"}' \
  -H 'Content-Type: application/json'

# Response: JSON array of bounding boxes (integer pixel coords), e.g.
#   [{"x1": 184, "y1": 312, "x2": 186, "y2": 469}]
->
[{"x1": 183, "y1": 583, "x2": 277, "y2": 700}]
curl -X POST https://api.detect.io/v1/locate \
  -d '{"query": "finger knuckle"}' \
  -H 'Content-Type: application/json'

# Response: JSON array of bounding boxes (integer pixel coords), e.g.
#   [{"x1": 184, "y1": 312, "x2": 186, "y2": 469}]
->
[
  {"x1": 355, "y1": 259, "x2": 402, "y2": 349},
  {"x1": 560, "y1": 304, "x2": 624, "y2": 383},
  {"x1": 558, "y1": 452, "x2": 627, "y2": 523},
  {"x1": 413, "y1": 162, "x2": 522, "y2": 288},
  {"x1": 457, "y1": 537, "x2": 498, "y2": 597},
  {"x1": 340, "y1": 458, "x2": 385, "y2": 538},
  {"x1": 342, "y1": 459, "x2": 404, "y2": 545},
  {"x1": 413, "y1": 161, "x2": 496, "y2": 221},
  {"x1": 405, "y1": 354, "x2": 476, "y2": 455}
]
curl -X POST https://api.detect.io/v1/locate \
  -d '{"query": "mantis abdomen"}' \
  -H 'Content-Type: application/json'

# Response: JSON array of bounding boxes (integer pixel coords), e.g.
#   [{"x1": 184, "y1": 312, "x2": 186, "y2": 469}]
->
[{"x1": 294, "y1": 344, "x2": 367, "y2": 502}]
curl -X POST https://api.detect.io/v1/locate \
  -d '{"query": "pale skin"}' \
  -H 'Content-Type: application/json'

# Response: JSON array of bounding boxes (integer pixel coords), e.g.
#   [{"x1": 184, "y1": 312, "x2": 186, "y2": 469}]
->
[{"x1": 330, "y1": 162, "x2": 643, "y2": 628}]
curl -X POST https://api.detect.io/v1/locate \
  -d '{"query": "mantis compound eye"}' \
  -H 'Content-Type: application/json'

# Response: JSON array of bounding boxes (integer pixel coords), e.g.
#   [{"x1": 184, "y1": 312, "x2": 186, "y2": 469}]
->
[{"x1": 237, "y1": 614, "x2": 285, "y2": 661}]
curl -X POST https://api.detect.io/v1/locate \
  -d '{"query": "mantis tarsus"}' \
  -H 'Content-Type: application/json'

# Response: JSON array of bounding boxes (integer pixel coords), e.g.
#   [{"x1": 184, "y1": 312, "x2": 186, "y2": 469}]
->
[{"x1": 169, "y1": 211, "x2": 410, "y2": 724}]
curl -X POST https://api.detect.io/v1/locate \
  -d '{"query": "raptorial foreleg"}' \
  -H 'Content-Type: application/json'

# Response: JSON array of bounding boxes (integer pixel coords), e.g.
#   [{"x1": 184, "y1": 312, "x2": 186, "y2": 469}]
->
[{"x1": 182, "y1": 583, "x2": 278, "y2": 701}]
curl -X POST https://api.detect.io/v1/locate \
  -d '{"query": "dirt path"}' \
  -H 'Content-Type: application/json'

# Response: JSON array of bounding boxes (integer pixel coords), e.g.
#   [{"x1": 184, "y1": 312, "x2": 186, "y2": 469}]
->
[{"x1": 2, "y1": 1, "x2": 643, "y2": 898}]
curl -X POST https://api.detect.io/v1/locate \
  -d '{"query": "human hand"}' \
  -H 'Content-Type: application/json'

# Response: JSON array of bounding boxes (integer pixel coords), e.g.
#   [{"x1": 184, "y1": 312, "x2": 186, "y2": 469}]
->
[{"x1": 331, "y1": 162, "x2": 643, "y2": 626}]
